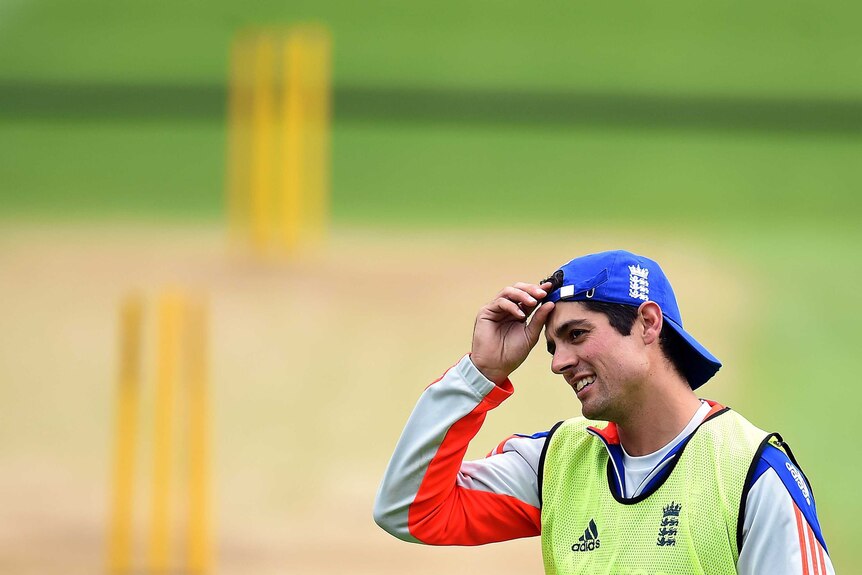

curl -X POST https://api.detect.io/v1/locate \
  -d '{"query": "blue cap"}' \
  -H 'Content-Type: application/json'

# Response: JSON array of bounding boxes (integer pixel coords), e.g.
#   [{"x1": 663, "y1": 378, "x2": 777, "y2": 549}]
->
[{"x1": 542, "y1": 250, "x2": 721, "y2": 390}]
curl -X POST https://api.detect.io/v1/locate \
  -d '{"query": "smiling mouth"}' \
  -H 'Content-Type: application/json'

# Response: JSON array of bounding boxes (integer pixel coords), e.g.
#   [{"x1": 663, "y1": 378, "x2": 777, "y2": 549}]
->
[{"x1": 573, "y1": 375, "x2": 596, "y2": 393}]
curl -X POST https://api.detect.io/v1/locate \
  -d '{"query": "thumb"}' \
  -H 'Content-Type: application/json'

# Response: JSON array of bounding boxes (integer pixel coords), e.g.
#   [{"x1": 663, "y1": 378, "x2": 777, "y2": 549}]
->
[{"x1": 525, "y1": 301, "x2": 554, "y2": 346}]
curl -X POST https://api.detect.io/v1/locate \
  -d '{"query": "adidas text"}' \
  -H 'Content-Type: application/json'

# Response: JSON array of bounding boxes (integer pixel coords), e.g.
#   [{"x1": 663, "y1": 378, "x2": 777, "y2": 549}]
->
[{"x1": 571, "y1": 539, "x2": 601, "y2": 552}]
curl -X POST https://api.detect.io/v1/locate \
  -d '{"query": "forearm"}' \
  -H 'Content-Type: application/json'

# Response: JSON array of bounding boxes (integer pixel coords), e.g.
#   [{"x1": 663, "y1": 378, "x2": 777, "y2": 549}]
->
[{"x1": 373, "y1": 355, "x2": 541, "y2": 545}]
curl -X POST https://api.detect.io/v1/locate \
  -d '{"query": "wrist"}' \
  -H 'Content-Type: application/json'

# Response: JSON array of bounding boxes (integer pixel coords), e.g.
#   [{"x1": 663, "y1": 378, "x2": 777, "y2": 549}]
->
[{"x1": 468, "y1": 355, "x2": 510, "y2": 386}]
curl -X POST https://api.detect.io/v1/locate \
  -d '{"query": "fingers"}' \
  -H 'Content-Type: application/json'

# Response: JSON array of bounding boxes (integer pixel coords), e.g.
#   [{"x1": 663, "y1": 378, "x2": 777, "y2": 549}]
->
[
  {"x1": 485, "y1": 283, "x2": 546, "y2": 320},
  {"x1": 493, "y1": 296, "x2": 526, "y2": 319},
  {"x1": 471, "y1": 280, "x2": 557, "y2": 382},
  {"x1": 501, "y1": 283, "x2": 549, "y2": 305},
  {"x1": 511, "y1": 282, "x2": 552, "y2": 301},
  {"x1": 481, "y1": 281, "x2": 556, "y2": 323}
]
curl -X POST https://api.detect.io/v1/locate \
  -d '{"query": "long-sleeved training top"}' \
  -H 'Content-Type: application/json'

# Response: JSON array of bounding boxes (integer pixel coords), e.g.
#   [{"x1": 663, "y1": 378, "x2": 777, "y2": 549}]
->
[{"x1": 374, "y1": 355, "x2": 835, "y2": 575}]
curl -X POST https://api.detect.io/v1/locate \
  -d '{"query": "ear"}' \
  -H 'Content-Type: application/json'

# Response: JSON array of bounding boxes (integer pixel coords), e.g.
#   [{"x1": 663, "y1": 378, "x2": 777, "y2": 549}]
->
[{"x1": 637, "y1": 301, "x2": 663, "y2": 345}]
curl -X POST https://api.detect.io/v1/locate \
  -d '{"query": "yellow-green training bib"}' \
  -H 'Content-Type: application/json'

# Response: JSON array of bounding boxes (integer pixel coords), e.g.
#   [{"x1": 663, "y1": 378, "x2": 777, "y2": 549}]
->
[{"x1": 540, "y1": 409, "x2": 768, "y2": 575}]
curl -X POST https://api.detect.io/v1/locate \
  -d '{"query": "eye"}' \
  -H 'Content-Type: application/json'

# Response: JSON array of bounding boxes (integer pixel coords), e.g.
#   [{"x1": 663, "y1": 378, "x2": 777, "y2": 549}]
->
[
  {"x1": 568, "y1": 329, "x2": 588, "y2": 342},
  {"x1": 546, "y1": 341, "x2": 556, "y2": 355}
]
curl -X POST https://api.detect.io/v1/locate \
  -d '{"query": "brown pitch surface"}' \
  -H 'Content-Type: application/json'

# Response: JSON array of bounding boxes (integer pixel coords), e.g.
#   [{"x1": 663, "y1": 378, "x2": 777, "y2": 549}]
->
[{"x1": 0, "y1": 222, "x2": 749, "y2": 574}]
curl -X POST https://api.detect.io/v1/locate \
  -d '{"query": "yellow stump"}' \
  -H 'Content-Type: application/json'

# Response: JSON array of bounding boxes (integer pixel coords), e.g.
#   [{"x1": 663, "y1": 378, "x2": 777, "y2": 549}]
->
[
  {"x1": 186, "y1": 298, "x2": 210, "y2": 574},
  {"x1": 149, "y1": 293, "x2": 182, "y2": 574},
  {"x1": 107, "y1": 291, "x2": 212, "y2": 575},
  {"x1": 250, "y1": 34, "x2": 277, "y2": 254},
  {"x1": 281, "y1": 30, "x2": 305, "y2": 251},
  {"x1": 226, "y1": 32, "x2": 255, "y2": 245},
  {"x1": 226, "y1": 24, "x2": 332, "y2": 258},
  {"x1": 107, "y1": 295, "x2": 143, "y2": 575},
  {"x1": 297, "y1": 26, "x2": 332, "y2": 248}
]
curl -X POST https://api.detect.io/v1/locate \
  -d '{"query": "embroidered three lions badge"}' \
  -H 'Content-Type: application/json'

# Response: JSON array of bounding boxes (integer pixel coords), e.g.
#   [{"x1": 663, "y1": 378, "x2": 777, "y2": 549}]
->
[{"x1": 657, "y1": 502, "x2": 681, "y2": 546}]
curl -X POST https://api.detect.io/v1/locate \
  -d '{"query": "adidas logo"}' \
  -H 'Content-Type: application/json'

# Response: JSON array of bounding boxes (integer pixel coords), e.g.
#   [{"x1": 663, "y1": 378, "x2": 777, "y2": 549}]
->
[{"x1": 571, "y1": 519, "x2": 601, "y2": 552}]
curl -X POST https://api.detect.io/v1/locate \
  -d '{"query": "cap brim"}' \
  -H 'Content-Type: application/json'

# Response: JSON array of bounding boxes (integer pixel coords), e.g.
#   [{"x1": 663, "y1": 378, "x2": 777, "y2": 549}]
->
[{"x1": 663, "y1": 316, "x2": 722, "y2": 390}]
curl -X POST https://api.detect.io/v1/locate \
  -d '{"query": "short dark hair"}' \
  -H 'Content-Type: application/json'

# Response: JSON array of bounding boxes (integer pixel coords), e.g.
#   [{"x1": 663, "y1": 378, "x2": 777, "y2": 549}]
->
[{"x1": 581, "y1": 301, "x2": 690, "y2": 385}]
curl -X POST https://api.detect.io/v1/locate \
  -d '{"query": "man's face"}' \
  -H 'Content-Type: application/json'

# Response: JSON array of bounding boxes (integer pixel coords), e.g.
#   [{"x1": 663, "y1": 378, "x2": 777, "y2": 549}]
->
[{"x1": 544, "y1": 301, "x2": 650, "y2": 422}]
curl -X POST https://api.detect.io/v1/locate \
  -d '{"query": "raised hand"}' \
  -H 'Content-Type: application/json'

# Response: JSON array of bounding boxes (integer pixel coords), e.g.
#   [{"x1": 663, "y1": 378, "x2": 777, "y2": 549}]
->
[{"x1": 470, "y1": 281, "x2": 555, "y2": 384}]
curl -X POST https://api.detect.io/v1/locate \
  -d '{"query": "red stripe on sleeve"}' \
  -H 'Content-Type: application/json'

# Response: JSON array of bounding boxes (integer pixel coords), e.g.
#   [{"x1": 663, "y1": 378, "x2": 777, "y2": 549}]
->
[
  {"x1": 793, "y1": 503, "x2": 810, "y2": 575},
  {"x1": 411, "y1": 485, "x2": 541, "y2": 545},
  {"x1": 807, "y1": 524, "x2": 820, "y2": 575},
  {"x1": 407, "y1": 385, "x2": 541, "y2": 545},
  {"x1": 816, "y1": 535, "x2": 828, "y2": 575}
]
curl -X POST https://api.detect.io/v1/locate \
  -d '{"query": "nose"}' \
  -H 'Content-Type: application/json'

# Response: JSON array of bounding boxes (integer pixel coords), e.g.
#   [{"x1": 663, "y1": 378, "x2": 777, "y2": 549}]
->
[{"x1": 551, "y1": 347, "x2": 578, "y2": 375}]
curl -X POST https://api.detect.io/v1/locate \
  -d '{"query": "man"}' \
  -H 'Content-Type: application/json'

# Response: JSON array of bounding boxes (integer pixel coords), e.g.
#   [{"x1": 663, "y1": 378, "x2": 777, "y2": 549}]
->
[{"x1": 374, "y1": 250, "x2": 834, "y2": 574}]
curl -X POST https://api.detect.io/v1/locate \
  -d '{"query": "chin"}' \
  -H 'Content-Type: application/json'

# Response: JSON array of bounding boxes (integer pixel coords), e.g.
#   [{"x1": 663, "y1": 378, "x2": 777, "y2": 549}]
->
[
  {"x1": 579, "y1": 405, "x2": 599, "y2": 421},
  {"x1": 579, "y1": 402, "x2": 609, "y2": 422}
]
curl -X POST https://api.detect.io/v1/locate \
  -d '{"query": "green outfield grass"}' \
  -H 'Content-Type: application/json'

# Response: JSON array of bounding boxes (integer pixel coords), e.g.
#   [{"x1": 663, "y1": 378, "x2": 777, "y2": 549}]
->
[
  {"x1": 2, "y1": 0, "x2": 861, "y2": 226},
  {"x1": 1, "y1": 0, "x2": 861, "y2": 95},
  {"x1": 3, "y1": 119, "x2": 861, "y2": 229}
]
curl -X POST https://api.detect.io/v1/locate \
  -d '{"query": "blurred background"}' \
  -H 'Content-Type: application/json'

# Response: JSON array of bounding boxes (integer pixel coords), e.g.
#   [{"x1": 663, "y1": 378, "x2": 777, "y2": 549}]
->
[{"x1": 0, "y1": 1, "x2": 859, "y2": 573}]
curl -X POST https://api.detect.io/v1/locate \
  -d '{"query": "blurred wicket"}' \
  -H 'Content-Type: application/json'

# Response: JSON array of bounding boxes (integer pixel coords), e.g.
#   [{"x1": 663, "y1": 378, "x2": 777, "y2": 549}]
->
[
  {"x1": 226, "y1": 25, "x2": 332, "y2": 257},
  {"x1": 107, "y1": 291, "x2": 211, "y2": 575}
]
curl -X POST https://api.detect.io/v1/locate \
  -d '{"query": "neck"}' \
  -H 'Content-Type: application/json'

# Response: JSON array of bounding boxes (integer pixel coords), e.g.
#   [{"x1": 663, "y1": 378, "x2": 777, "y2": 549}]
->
[{"x1": 615, "y1": 381, "x2": 702, "y2": 456}]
